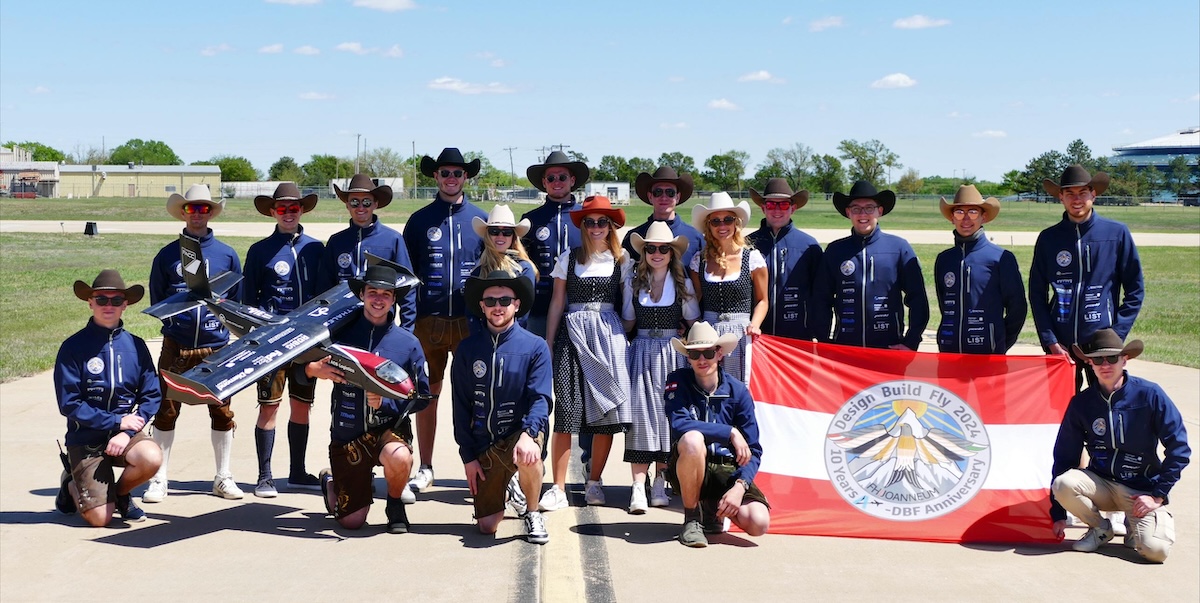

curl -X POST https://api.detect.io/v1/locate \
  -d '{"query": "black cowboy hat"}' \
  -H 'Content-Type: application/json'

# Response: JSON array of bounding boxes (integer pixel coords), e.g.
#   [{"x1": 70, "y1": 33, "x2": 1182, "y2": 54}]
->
[
  {"x1": 334, "y1": 173, "x2": 393, "y2": 209},
  {"x1": 74, "y1": 269, "x2": 145, "y2": 305},
  {"x1": 749, "y1": 178, "x2": 809, "y2": 209},
  {"x1": 1071, "y1": 328, "x2": 1144, "y2": 362},
  {"x1": 527, "y1": 150, "x2": 590, "y2": 192},
  {"x1": 254, "y1": 182, "x2": 318, "y2": 217},
  {"x1": 1043, "y1": 165, "x2": 1110, "y2": 197},
  {"x1": 634, "y1": 166, "x2": 695, "y2": 205},
  {"x1": 464, "y1": 270, "x2": 534, "y2": 319},
  {"x1": 832, "y1": 180, "x2": 897, "y2": 217},
  {"x1": 420, "y1": 148, "x2": 482, "y2": 179},
  {"x1": 349, "y1": 257, "x2": 420, "y2": 299}
]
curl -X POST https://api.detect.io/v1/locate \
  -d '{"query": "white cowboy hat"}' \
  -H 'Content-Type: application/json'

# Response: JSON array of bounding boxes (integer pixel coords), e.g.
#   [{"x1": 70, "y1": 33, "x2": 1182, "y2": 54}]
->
[
  {"x1": 472, "y1": 203, "x2": 531, "y2": 238},
  {"x1": 167, "y1": 183, "x2": 225, "y2": 221},
  {"x1": 691, "y1": 192, "x2": 750, "y2": 232},
  {"x1": 629, "y1": 220, "x2": 688, "y2": 257},
  {"x1": 671, "y1": 321, "x2": 739, "y2": 357}
]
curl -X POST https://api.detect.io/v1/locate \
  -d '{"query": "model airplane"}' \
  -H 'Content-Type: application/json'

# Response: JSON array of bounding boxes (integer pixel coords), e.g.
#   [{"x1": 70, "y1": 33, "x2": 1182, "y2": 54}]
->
[{"x1": 144, "y1": 234, "x2": 423, "y2": 409}]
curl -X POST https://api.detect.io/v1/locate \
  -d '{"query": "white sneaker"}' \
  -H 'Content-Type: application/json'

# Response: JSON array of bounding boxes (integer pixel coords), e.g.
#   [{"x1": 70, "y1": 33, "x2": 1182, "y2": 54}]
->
[
  {"x1": 142, "y1": 477, "x2": 167, "y2": 503},
  {"x1": 407, "y1": 466, "x2": 434, "y2": 492},
  {"x1": 506, "y1": 474, "x2": 527, "y2": 515},
  {"x1": 538, "y1": 485, "x2": 569, "y2": 512},
  {"x1": 649, "y1": 473, "x2": 670, "y2": 507},
  {"x1": 628, "y1": 484, "x2": 648, "y2": 514},
  {"x1": 213, "y1": 474, "x2": 244, "y2": 500},
  {"x1": 1073, "y1": 519, "x2": 1114, "y2": 552},
  {"x1": 524, "y1": 511, "x2": 549, "y2": 545},
  {"x1": 400, "y1": 486, "x2": 416, "y2": 504},
  {"x1": 585, "y1": 480, "x2": 605, "y2": 506},
  {"x1": 1108, "y1": 511, "x2": 1128, "y2": 536}
]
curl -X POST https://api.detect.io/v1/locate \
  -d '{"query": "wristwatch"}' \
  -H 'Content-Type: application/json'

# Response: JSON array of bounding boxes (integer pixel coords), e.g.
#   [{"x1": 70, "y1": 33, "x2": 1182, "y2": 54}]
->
[{"x1": 735, "y1": 478, "x2": 750, "y2": 491}]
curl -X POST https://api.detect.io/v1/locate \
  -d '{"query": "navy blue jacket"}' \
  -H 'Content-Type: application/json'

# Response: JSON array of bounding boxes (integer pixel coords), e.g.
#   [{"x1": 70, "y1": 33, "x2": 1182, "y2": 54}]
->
[
  {"x1": 325, "y1": 312, "x2": 431, "y2": 444},
  {"x1": 451, "y1": 323, "x2": 552, "y2": 464},
  {"x1": 621, "y1": 216, "x2": 704, "y2": 269},
  {"x1": 664, "y1": 368, "x2": 763, "y2": 486},
  {"x1": 747, "y1": 220, "x2": 823, "y2": 340},
  {"x1": 403, "y1": 196, "x2": 487, "y2": 318},
  {"x1": 150, "y1": 229, "x2": 241, "y2": 348},
  {"x1": 55, "y1": 319, "x2": 161, "y2": 447},
  {"x1": 812, "y1": 227, "x2": 929, "y2": 350},
  {"x1": 934, "y1": 230, "x2": 1027, "y2": 354},
  {"x1": 521, "y1": 197, "x2": 580, "y2": 319},
  {"x1": 317, "y1": 217, "x2": 416, "y2": 328},
  {"x1": 242, "y1": 226, "x2": 324, "y2": 313},
  {"x1": 1050, "y1": 374, "x2": 1190, "y2": 521},
  {"x1": 1029, "y1": 211, "x2": 1143, "y2": 350}
]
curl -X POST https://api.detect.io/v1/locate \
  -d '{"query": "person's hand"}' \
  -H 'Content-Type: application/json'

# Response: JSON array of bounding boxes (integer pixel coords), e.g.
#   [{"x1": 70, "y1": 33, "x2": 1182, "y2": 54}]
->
[
  {"x1": 1048, "y1": 343, "x2": 1074, "y2": 363},
  {"x1": 464, "y1": 460, "x2": 484, "y2": 496},
  {"x1": 717, "y1": 481, "x2": 746, "y2": 519},
  {"x1": 1131, "y1": 494, "x2": 1163, "y2": 518},
  {"x1": 513, "y1": 433, "x2": 540, "y2": 467},
  {"x1": 306, "y1": 356, "x2": 345, "y2": 383},
  {"x1": 366, "y1": 392, "x2": 383, "y2": 409},
  {"x1": 746, "y1": 324, "x2": 762, "y2": 340},
  {"x1": 1053, "y1": 519, "x2": 1068, "y2": 541},
  {"x1": 119, "y1": 414, "x2": 146, "y2": 432},
  {"x1": 730, "y1": 428, "x2": 751, "y2": 467},
  {"x1": 106, "y1": 432, "x2": 131, "y2": 457}
]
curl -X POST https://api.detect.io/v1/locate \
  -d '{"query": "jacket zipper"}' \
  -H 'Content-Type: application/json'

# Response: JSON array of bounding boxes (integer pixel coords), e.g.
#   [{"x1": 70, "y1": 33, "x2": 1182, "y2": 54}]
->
[
  {"x1": 1073, "y1": 224, "x2": 1084, "y2": 345},
  {"x1": 487, "y1": 333, "x2": 499, "y2": 443},
  {"x1": 859, "y1": 242, "x2": 868, "y2": 347},
  {"x1": 958, "y1": 242, "x2": 967, "y2": 352}
]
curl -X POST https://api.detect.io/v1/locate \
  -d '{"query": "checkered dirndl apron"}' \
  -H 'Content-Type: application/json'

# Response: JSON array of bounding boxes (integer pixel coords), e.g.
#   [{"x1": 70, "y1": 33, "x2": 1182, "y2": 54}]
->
[
  {"x1": 699, "y1": 248, "x2": 753, "y2": 384},
  {"x1": 625, "y1": 296, "x2": 685, "y2": 464}
]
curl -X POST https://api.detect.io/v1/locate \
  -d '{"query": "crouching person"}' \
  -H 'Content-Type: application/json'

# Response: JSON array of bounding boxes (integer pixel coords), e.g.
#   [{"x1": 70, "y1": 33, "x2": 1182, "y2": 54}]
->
[
  {"x1": 54, "y1": 270, "x2": 163, "y2": 526},
  {"x1": 664, "y1": 322, "x2": 770, "y2": 548},
  {"x1": 304, "y1": 263, "x2": 430, "y2": 533},
  {"x1": 1050, "y1": 329, "x2": 1190, "y2": 563},
  {"x1": 452, "y1": 271, "x2": 552, "y2": 544}
]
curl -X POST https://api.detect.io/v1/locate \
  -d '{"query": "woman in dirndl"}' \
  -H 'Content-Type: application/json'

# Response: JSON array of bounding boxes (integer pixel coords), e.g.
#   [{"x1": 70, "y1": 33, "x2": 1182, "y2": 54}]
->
[
  {"x1": 467, "y1": 203, "x2": 538, "y2": 334},
  {"x1": 622, "y1": 221, "x2": 699, "y2": 514},
  {"x1": 538, "y1": 195, "x2": 632, "y2": 512},
  {"x1": 688, "y1": 192, "x2": 768, "y2": 384}
]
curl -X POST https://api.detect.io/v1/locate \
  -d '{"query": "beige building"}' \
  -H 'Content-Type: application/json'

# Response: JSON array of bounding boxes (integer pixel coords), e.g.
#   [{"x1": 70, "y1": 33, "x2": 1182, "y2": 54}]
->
[{"x1": 57, "y1": 164, "x2": 221, "y2": 198}]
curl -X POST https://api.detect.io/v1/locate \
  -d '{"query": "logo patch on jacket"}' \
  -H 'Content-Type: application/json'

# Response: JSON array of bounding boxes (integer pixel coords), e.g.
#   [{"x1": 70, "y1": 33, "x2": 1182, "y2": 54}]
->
[
  {"x1": 427, "y1": 227, "x2": 443, "y2": 242},
  {"x1": 273, "y1": 260, "x2": 291, "y2": 277},
  {"x1": 943, "y1": 272, "x2": 955, "y2": 288},
  {"x1": 86, "y1": 357, "x2": 104, "y2": 375},
  {"x1": 536, "y1": 226, "x2": 550, "y2": 241},
  {"x1": 472, "y1": 360, "x2": 487, "y2": 378},
  {"x1": 1056, "y1": 250, "x2": 1072, "y2": 267},
  {"x1": 840, "y1": 260, "x2": 855, "y2": 276},
  {"x1": 1091, "y1": 418, "x2": 1106, "y2": 436},
  {"x1": 338, "y1": 253, "x2": 352, "y2": 269}
]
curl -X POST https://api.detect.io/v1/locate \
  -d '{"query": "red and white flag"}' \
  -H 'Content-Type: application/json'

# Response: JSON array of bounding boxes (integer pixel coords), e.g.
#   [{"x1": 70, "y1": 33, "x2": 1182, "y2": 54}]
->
[{"x1": 749, "y1": 336, "x2": 1073, "y2": 543}]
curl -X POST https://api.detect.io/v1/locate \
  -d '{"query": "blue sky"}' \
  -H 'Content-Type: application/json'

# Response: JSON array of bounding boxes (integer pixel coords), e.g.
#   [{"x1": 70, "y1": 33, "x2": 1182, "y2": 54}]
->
[{"x1": 1, "y1": 0, "x2": 1197, "y2": 182}]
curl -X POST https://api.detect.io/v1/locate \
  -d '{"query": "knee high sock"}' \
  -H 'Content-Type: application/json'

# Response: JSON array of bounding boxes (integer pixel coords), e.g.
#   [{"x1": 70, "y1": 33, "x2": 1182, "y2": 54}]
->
[
  {"x1": 288, "y1": 421, "x2": 309, "y2": 477},
  {"x1": 151, "y1": 429, "x2": 175, "y2": 482},
  {"x1": 212, "y1": 429, "x2": 235, "y2": 478},
  {"x1": 255, "y1": 427, "x2": 275, "y2": 480}
]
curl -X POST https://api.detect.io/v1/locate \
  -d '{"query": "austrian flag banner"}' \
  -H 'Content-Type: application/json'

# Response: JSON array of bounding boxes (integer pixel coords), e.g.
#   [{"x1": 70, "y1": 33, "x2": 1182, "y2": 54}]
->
[{"x1": 749, "y1": 336, "x2": 1074, "y2": 543}]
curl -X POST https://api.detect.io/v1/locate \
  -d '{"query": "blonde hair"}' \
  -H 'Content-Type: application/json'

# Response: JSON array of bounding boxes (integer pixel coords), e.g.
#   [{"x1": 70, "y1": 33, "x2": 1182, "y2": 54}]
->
[
  {"x1": 702, "y1": 215, "x2": 746, "y2": 272},
  {"x1": 633, "y1": 249, "x2": 692, "y2": 304},
  {"x1": 577, "y1": 224, "x2": 624, "y2": 265},
  {"x1": 477, "y1": 234, "x2": 539, "y2": 281}
]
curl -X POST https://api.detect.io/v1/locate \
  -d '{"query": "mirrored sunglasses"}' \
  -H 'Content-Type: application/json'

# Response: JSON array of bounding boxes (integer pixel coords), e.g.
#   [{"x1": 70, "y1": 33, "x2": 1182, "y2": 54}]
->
[
  {"x1": 686, "y1": 347, "x2": 719, "y2": 360},
  {"x1": 92, "y1": 295, "x2": 127, "y2": 307},
  {"x1": 183, "y1": 203, "x2": 212, "y2": 215},
  {"x1": 274, "y1": 203, "x2": 302, "y2": 215},
  {"x1": 346, "y1": 198, "x2": 375, "y2": 208},
  {"x1": 952, "y1": 208, "x2": 983, "y2": 218},
  {"x1": 481, "y1": 296, "x2": 515, "y2": 308},
  {"x1": 762, "y1": 200, "x2": 791, "y2": 211}
]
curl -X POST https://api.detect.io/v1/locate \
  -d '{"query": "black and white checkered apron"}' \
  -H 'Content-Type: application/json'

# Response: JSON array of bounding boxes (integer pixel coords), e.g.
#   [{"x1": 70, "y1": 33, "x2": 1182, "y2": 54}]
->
[
  {"x1": 552, "y1": 252, "x2": 630, "y2": 435},
  {"x1": 624, "y1": 292, "x2": 685, "y2": 464},
  {"x1": 699, "y1": 248, "x2": 753, "y2": 383}
]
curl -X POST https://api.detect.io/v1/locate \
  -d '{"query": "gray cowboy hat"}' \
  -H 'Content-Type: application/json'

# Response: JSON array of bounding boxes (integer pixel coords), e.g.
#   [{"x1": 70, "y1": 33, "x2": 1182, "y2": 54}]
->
[
  {"x1": 334, "y1": 173, "x2": 392, "y2": 209},
  {"x1": 1071, "y1": 328, "x2": 1144, "y2": 362}
]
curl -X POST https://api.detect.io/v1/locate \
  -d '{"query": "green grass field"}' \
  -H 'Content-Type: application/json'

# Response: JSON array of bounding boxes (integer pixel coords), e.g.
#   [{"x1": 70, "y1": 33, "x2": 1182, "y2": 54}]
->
[{"x1": 1, "y1": 231, "x2": 1195, "y2": 383}]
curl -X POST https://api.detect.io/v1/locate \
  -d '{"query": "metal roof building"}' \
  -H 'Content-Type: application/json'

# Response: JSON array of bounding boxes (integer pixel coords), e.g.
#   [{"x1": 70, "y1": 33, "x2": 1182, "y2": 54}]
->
[{"x1": 1110, "y1": 127, "x2": 1200, "y2": 168}]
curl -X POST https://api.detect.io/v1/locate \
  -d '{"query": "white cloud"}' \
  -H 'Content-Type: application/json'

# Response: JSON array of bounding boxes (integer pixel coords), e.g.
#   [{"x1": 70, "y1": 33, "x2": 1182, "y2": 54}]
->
[
  {"x1": 352, "y1": 0, "x2": 417, "y2": 11},
  {"x1": 31, "y1": 85, "x2": 50, "y2": 94},
  {"x1": 1190, "y1": 93, "x2": 1200, "y2": 101},
  {"x1": 266, "y1": 0, "x2": 321, "y2": 4},
  {"x1": 708, "y1": 98, "x2": 739, "y2": 111},
  {"x1": 383, "y1": 45, "x2": 404, "y2": 58},
  {"x1": 810, "y1": 16, "x2": 843, "y2": 32},
  {"x1": 299, "y1": 92, "x2": 334, "y2": 100},
  {"x1": 782, "y1": 16, "x2": 792, "y2": 25},
  {"x1": 428, "y1": 77, "x2": 514, "y2": 95},
  {"x1": 972, "y1": 130, "x2": 1007, "y2": 138},
  {"x1": 870, "y1": 73, "x2": 916, "y2": 89},
  {"x1": 947, "y1": 111, "x2": 968, "y2": 118},
  {"x1": 294, "y1": 45, "x2": 320, "y2": 55},
  {"x1": 475, "y1": 51, "x2": 506, "y2": 67},
  {"x1": 667, "y1": 75, "x2": 685, "y2": 83},
  {"x1": 737, "y1": 70, "x2": 783, "y2": 83},
  {"x1": 893, "y1": 15, "x2": 951, "y2": 29},
  {"x1": 200, "y1": 43, "x2": 232, "y2": 57},
  {"x1": 259, "y1": 43, "x2": 284, "y2": 54},
  {"x1": 659, "y1": 122, "x2": 688, "y2": 129},
  {"x1": 336, "y1": 42, "x2": 371, "y2": 55}
]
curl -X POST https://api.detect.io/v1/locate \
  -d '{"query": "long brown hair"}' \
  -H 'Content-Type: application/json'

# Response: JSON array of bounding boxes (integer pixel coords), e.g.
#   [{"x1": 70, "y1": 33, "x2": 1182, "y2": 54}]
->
[
  {"x1": 477, "y1": 233, "x2": 539, "y2": 281},
  {"x1": 633, "y1": 249, "x2": 692, "y2": 304},
  {"x1": 576, "y1": 223, "x2": 624, "y2": 265}
]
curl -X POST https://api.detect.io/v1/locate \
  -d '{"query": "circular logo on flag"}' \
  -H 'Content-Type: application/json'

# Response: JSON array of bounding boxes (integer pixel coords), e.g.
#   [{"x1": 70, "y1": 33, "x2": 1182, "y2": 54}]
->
[
  {"x1": 536, "y1": 226, "x2": 550, "y2": 241},
  {"x1": 1056, "y1": 250, "x2": 1072, "y2": 267},
  {"x1": 337, "y1": 253, "x2": 352, "y2": 269},
  {"x1": 86, "y1": 357, "x2": 104, "y2": 375},
  {"x1": 840, "y1": 260, "x2": 855, "y2": 276},
  {"x1": 472, "y1": 360, "x2": 487, "y2": 379},
  {"x1": 943, "y1": 272, "x2": 955, "y2": 288},
  {"x1": 824, "y1": 380, "x2": 991, "y2": 522},
  {"x1": 273, "y1": 260, "x2": 291, "y2": 277},
  {"x1": 428, "y1": 227, "x2": 443, "y2": 242}
]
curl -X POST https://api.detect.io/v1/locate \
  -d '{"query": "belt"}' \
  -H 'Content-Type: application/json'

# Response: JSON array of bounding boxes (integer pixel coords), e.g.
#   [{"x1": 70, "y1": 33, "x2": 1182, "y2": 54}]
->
[
  {"x1": 709, "y1": 456, "x2": 737, "y2": 467},
  {"x1": 636, "y1": 328, "x2": 674, "y2": 339},
  {"x1": 568, "y1": 302, "x2": 614, "y2": 312},
  {"x1": 704, "y1": 311, "x2": 750, "y2": 323}
]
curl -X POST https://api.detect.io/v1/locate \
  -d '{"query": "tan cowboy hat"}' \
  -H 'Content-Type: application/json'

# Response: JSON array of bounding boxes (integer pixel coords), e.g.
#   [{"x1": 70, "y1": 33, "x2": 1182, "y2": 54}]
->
[
  {"x1": 629, "y1": 221, "x2": 687, "y2": 258},
  {"x1": 634, "y1": 166, "x2": 695, "y2": 204},
  {"x1": 570, "y1": 195, "x2": 626, "y2": 228},
  {"x1": 334, "y1": 173, "x2": 392, "y2": 209},
  {"x1": 691, "y1": 192, "x2": 751, "y2": 232},
  {"x1": 73, "y1": 269, "x2": 145, "y2": 305},
  {"x1": 671, "y1": 321, "x2": 739, "y2": 357},
  {"x1": 750, "y1": 178, "x2": 809, "y2": 209},
  {"x1": 167, "y1": 184, "x2": 225, "y2": 221},
  {"x1": 1043, "y1": 165, "x2": 1110, "y2": 198},
  {"x1": 939, "y1": 184, "x2": 1000, "y2": 223},
  {"x1": 472, "y1": 203, "x2": 532, "y2": 238},
  {"x1": 254, "y1": 182, "x2": 318, "y2": 217},
  {"x1": 527, "y1": 150, "x2": 590, "y2": 192},
  {"x1": 1071, "y1": 328, "x2": 1144, "y2": 362}
]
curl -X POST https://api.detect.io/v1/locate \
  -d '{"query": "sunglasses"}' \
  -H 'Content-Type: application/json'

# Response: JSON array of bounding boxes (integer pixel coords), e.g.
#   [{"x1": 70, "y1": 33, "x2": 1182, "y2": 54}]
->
[
  {"x1": 762, "y1": 200, "x2": 791, "y2": 211},
  {"x1": 488, "y1": 227, "x2": 515, "y2": 237},
  {"x1": 346, "y1": 198, "x2": 375, "y2": 208},
  {"x1": 582, "y1": 217, "x2": 611, "y2": 229},
  {"x1": 481, "y1": 296, "x2": 515, "y2": 308},
  {"x1": 651, "y1": 188, "x2": 677, "y2": 198},
  {"x1": 439, "y1": 169, "x2": 465, "y2": 178},
  {"x1": 643, "y1": 244, "x2": 674, "y2": 255},
  {"x1": 92, "y1": 295, "x2": 126, "y2": 307},
  {"x1": 1090, "y1": 354, "x2": 1122, "y2": 365},
  {"x1": 951, "y1": 208, "x2": 983, "y2": 218},
  {"x1": 848, "y1": 206, "x2": 879, "y2": 215},
  {"x1": 686, "y1": 347, "x2": 719, "y2": 360},
  {"x1": 182, "y1": 203, "x2": 212, "y2": 215},
  {"x1": 708, "y1": 216, "x2": 738, "y2": 227},
  {"x1": 274, "y1": 204, "x2": 302, "y2": 215},
  {"x1": 544, "y1": 174, "x2": 571, "y2": 183}
]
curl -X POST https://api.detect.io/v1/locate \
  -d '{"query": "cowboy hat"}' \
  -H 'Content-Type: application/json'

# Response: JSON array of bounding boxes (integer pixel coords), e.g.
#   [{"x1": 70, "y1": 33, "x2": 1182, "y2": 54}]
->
[
  {"x1": 629, "y1": 221, "x2": 688, "y2": 258},
  {"x1": 1071, "y1": 328, "x2": 1143, "y2": 362},
  {"x1": 349, "y1": 257, "x2": 420, "y2": 299},
  {"x1": 1043, "y1": 165, "x2": 1110, "y2": 198},
  {"x1": 167, "y1": 184, "x2": 225, "y2": 221},
  {"x1": 472, "y1": 203, "x2": 532, "y2": 238},
  {"x1": 670, "y1": 321, "x2": 739, "y2": 357},
  {"x1": 464, "y1": 269, "x2": 535, "y2": 319},
  {"x1": 939, "y1": 184, "x2": 1000, "y2": 223},
  {"x1": 420, "y1": 147, "x2": 481, "y2": 179},
  {"x1": 832, "y1": 180, "x2": 896, "y2": 218},
  {"x1": 691, "y1": 192, "x2": 751, "y2": 232},
  {"x1": 570, "y1": 195, "x2": 626, "y2": 229},
  {"x1": 334, "y1": 173, "x2": 392, "y2": 209},
  {"x1": 750, "y1": 178, "x2": 809, "y2": 209},
  {"x1": 527, "y1": 150, "x2": 590, "y2": 192},
  {"x1": 634, "y1": 166, "x2": 695, "y2": 205},
  {"x1": 74, "y1": 269, "x2": 145, "y2": 305},
  {"x1": 254, "y1": 182, "x2": 318, "y2": 217}
]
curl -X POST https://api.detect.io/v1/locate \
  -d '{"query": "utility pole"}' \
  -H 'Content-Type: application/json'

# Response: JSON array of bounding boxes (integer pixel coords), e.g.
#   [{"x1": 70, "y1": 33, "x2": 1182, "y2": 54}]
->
[
  {"x1": 355, "y1": 133, "x2": 361, "y2": 174},
  {"x1": 535, "y1": 146, "x2": 551, "y2": 163},
  {"x1": 411, "y1": 140, "x2": 416, "y2": 199},
  {"x1": 552, "y1": 143, "x2": 571, "y2": 153},
  {"x1": 503, "y1": 147, "x2": 517, "y2": 188}
]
